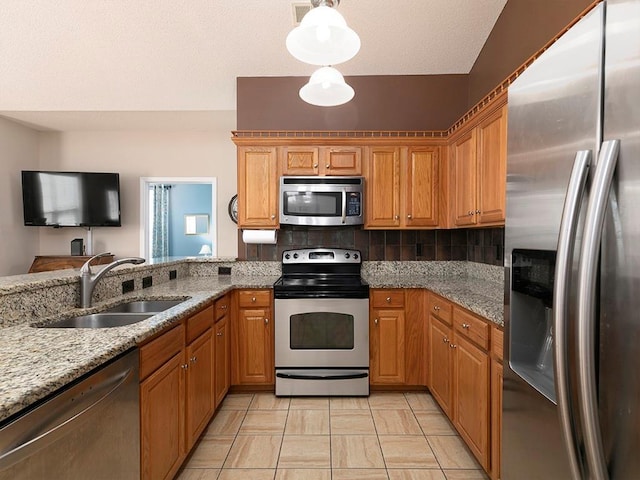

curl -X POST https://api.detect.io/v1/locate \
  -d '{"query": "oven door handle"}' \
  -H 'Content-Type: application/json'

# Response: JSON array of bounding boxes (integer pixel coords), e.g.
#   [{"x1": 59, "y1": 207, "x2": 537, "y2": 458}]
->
[
  {"x1": 276, "y1": 372, "x2": 368, "y2": 381},
  {"x1": 341, "y1": 188, "x2": 347, "y2": 224}
]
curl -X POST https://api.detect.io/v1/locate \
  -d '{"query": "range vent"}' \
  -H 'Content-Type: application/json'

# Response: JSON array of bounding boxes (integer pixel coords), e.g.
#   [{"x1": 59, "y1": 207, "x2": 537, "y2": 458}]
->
[{"x1": 292, "y1": 3, "x2": 311, "y2": 25}]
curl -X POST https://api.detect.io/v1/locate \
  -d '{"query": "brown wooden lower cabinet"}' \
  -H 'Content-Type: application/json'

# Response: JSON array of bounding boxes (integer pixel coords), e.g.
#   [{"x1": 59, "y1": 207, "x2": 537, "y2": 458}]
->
[
  {"x1": 214, "y1": 295, "x2": 231, "y2": 407},
  {"x1": 427, "y1": 291, "x2": 501, "y2": 475},
  {"x1": 139, "y1": 304, "x2": 217, "y2": 480},
  {"x1": 232, "y1": 289, "x2": 274, "y2": 385}
]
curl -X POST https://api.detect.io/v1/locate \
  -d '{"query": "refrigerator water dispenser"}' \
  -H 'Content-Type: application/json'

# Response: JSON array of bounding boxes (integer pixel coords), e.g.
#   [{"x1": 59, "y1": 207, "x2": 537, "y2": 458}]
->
[{"x1": 509, "y1": 249, "x2": 557, "y2": 403}]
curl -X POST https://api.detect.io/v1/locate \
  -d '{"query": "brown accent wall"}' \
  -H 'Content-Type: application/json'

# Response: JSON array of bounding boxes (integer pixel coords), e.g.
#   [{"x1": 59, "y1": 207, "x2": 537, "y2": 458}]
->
[
  {"x1": 237, "y1": 75, "x2": 469, "y2": 131},
  {"x1": 237, "y1": 226, "x2": 505, "y2": 267},
  {"x1": 467, "y1": 0, "x2": 594, "y2": 107}
]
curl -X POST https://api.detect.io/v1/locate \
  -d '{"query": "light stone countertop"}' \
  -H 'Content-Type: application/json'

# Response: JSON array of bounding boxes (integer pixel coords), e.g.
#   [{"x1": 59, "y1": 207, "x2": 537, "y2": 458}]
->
[
  {"x1": 0, "y1": 275, "x2": 277, "y2": 423},
  {"x1": 0, "y1": 268, "x2": 504, "y2": 424}
]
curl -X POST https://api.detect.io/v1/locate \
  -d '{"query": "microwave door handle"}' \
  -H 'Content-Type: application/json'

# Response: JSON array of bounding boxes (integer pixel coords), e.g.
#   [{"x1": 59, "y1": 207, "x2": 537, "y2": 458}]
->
[{"x1": 341, "y1": 189, "x2": 347, "y2": 224}]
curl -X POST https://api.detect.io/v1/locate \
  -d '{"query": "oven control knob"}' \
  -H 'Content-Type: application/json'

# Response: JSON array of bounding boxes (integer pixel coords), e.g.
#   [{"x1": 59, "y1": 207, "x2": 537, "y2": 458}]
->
[
  {"x1": 345, "y1": 253, "x2": 350, "y2": 259},
  {"x1": 293, "y1": 253, "x2": 299, "y2": 259},
  {"x1": 284, "y1": 253, "x2": 290, "y2": 260},
  {"x1": 353, "y1": 253, "x2": 358, "y2": 259}
]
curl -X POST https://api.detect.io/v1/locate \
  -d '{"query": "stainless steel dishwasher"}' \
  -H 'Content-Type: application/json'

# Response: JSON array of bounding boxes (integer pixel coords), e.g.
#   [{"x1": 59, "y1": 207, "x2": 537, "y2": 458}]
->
[{"x1": 0, "y1": 349, "x2": 140, "y2": 480}]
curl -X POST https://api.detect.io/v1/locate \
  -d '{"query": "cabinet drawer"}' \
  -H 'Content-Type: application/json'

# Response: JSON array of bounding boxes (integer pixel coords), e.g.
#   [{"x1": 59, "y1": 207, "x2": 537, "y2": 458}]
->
[
  {"x1": 371, "y1": 289, "x2": 405, "y2": 308},
  {"x1": 186, "y1": 305, "x2": 214, "y2": 344},
  {"x1": 427, "y1": 293, "x2": 453, "y2": 325},
  {"x1": 453, "y1": 307, "x2": 489, "y2": 350},
  {"x1": 238, "y1": 290, "x2": 271, "y2": 308},
  {"x1": 139, "y1": 323, "x2": 185, "y2": 380},
  {"x1": 491, "y1": 326, "x2": 504, "y2": 361},
  {"x1": 214, "y1": 295, "x2": 230, "y2": 321}
]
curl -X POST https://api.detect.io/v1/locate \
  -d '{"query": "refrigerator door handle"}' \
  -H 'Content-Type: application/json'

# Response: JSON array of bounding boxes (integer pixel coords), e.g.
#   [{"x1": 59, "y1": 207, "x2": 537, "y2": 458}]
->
[
  {"x1": 554, "y1": 149, "x2": 592, "y2": 480},
  {"x1": 577, "y1": 139, "x2": 620, "y2": 480}
]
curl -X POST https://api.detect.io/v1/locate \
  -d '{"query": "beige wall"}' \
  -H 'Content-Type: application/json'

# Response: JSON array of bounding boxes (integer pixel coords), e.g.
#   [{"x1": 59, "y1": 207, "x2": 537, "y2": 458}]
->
[
  {"x1": 0, "y1": 117, "x2": 40, "y2": 275},
  {"x1": 36, "y1": 127, "x2": 238, "y2": 259}
]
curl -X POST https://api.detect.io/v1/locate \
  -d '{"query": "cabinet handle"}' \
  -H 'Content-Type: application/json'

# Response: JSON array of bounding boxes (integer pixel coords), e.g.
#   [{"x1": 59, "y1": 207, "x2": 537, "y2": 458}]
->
[
  {"x1": 468, "y1": 210, "x2": 474, "y2": 216},
  {"x1": 449, "y1": 343, "x2": 457, "y2": 349},
  {"x1": 217, "y1": 332, "x2": 223, "y2": 337},
  {"x1": 271, "y1": 214, "x2": 276, "y2": 219},
  {"x1": 313, "y1": 163, "x2": 318, "y2": 168},
  {"x1": 326, "y1": 164, "x2": 330, "y2": 168},
  {"x1": 374, "y1": 318, "x2": 378, "y2": 325},
  {"x1": 251, "y1": 297, "x2": 256, "y2": 302},
  {"x1": 407, "y1": 214, "x2": 412, "y2": 219},
  {"x1": 264, "y1": 318, "x2": 269, "y2": 325},
  {"x1": 220, "y1": 305, "x2": 227, "y2": 310},
  {"x1": 462, "y1": 323, "x2": 470, "y2": 329},
  {"x1": 442, "y1": 337, "x2": 449, "y2": 343},
  {"x1": 434, "y1": 305, "x2": 440, "y2": 311},
  {"x1": 476, "y1": 210, "x2": 481, "y2": 214},
  {"x1": 190, "y1": 356, "x2": 197, "y2": 363},
  {"x1": 181, "y1": 364, "x2": 189, "y2": 370},
  {"x1": 394, "y1": 215, "x2": 400, "y2": 220},
  {"x1": 386, "y1": 297, "x2": 391, "y2": 303}
]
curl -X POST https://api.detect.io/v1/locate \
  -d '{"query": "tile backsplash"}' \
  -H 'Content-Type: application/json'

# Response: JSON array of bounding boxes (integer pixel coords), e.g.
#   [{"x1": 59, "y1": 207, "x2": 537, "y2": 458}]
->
[{"x1": 238, "y1": 226, "x2": 505, "y2": 266}]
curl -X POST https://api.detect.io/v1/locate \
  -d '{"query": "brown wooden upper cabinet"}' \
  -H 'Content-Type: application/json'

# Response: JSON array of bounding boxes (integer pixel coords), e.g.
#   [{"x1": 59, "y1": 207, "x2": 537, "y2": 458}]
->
[
  {"x1": 450, "y1": 100, "x2": 507, "y2": 227},
  {"x1": 237, "y1": 146, "x2": 279, "y2": 228},
  {"x1": 365, "y1": 145, "x2": 440, "y2": 229},
  {"x1": 281, "y1": 146, "x2": 362, "y2": 176}
]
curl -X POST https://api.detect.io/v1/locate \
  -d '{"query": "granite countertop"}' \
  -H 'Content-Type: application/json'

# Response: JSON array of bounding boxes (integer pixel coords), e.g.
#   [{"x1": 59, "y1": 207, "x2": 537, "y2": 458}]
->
[
  {"x1": 0, "y1": 275, "x2": 277, "y2": 424},
  {"x1": 364, "y1": 273, "x2": 504, "y2": 326},
  {"x1": 0, "y1": 269, "x2": 504, "y2": 424}
]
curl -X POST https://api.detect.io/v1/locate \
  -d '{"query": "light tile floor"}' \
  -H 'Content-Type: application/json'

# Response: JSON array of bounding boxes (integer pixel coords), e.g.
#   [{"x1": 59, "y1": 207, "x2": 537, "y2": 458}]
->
[{"x1": 177, "y1": 392, "x2": 488, "y2": 480}]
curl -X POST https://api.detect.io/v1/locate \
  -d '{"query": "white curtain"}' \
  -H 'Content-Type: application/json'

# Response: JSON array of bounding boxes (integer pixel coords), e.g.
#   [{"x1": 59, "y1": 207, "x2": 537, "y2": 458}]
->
[{"x1": 151, "y1": 184, "x2": 171, "y2": 258}]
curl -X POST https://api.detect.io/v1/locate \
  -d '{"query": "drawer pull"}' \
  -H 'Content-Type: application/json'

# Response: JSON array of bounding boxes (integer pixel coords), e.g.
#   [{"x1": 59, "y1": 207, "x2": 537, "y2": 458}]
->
[
  {"x1": 443, "y1": 337, "x2": 449, "y2": 343},
  {"x1": 386, "y1": 297, "x2": 391, "y2": 303},
  {"x1": 251, "y1": 297, "x2": 256, "y2": 302},
  {"x1": 190, "y1": 356, "x2": 197, "y2": 363},
  {"x1": 462, "y1": 323, "x2": 470, "y2": 329},
  {"x1": 217, "y1": 332, "x2": 223, "y2": 337},
  {"x1": 449, "y1": 343, "x2": 457, "y2": 349},
  {"x1": 181, "y1": 364, "x2": 189, "y2": 370},
  {"x1": 220, "y1": 305, "x2": 228, "y2": 310},
  {"x1": 434, "y1": 305, "x2": 440, "y2": 311}
]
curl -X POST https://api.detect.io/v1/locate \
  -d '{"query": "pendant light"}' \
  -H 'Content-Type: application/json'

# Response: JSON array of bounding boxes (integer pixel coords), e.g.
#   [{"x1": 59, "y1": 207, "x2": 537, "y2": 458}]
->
[
  {"x1": 286, "y1": 0, "x2": 360, "y2": 66},
  {"x1": 299, "y1": 66, "x2": 354, "y2": 107}
]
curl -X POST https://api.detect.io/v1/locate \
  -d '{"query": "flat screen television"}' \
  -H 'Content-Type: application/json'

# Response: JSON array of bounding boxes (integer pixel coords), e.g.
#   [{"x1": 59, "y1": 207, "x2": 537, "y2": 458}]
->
[{"x1": 22, "y1": 171, "x2": 121, "y2": 227}]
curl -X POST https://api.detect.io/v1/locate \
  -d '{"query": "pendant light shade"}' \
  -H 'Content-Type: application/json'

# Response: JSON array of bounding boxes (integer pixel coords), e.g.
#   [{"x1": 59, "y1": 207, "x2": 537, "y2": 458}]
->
[
  {"x1": 286, "y1": 4, "x2": 360, "y2": 66},
  {"x1": 299, "y1": 66, "x2": 354, "y2": 107}
]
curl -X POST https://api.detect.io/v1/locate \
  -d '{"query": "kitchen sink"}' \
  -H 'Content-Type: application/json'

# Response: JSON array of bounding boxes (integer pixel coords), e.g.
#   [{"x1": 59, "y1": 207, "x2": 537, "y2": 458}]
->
[
  {"x1": 41, "y1": 312, "x2": 154, "y2": 328},
  {"x1": 103, "y1": 299, "x2": 185, "y2": 314}
]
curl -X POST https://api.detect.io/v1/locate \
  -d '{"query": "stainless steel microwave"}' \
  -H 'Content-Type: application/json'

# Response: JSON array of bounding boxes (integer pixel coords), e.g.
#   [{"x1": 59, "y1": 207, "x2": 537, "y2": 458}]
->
[{"x1": 279, "y1": 176, "x2": 364, "y2": 226}]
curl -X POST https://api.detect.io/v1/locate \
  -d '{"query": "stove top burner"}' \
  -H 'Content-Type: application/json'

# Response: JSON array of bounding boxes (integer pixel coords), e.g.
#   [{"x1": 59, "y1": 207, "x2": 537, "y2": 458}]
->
[{"x1": 274, "y1": 248, "x2": 368, "y2": 299}]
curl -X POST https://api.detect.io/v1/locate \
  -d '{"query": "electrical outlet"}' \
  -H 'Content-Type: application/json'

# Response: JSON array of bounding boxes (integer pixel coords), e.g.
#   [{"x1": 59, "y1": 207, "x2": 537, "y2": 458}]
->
[
  {"x1": 218, "y1": 266, "x2": 231, "y2": 275},
  {"x1": 142, "y1": 276, "x2": 152, "y2": 288},
  {"x1": 122, "y1": 279, "x2": 134, "y2": 294},
  {"x1": 169, "y1": 270, "x2": 177, "y2": 280}
]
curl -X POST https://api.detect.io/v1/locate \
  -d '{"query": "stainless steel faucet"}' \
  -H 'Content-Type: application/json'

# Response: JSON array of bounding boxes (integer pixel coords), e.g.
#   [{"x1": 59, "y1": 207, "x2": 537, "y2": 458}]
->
[{"x1": 79, "y1": 253, "x2": 145, "y2": 308}]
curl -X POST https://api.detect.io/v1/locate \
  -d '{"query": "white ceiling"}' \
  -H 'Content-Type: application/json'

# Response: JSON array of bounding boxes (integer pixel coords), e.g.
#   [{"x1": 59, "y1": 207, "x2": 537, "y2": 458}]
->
[{"x1": 0, "y1": 0, "x2": 507, "y2": 131}]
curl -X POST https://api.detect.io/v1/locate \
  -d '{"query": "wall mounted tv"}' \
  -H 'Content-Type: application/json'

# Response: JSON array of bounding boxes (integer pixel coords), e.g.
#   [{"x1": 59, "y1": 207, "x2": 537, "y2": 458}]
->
[{"x1": 22, "y1": 171, "x2": 121, "y2": 227}]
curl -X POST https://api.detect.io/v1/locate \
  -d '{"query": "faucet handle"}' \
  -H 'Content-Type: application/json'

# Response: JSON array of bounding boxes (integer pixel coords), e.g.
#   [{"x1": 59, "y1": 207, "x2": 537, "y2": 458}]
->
[{"x1": 80, "y1": 252, "x2": 112, "y2": 275}]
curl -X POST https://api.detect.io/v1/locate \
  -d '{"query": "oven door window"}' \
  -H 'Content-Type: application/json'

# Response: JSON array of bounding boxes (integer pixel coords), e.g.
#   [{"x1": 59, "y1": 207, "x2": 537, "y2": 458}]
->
[
  {"x1": 283, "y1": 192, "x2": 341, "y2": 216},
  {"x1": 290, "y1": 312, "x2": 354, "y2": 350}
]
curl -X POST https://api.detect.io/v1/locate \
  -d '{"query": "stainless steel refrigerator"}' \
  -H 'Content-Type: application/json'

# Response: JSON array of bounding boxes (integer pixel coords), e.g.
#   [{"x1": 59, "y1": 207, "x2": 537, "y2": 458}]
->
[{"x1": 503, "y1": 0, "x2": 640, "y2": 478}]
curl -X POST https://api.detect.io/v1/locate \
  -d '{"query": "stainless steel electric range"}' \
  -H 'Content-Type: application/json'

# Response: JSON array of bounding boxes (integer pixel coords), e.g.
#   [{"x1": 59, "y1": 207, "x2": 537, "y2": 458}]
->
[{"x1": 273, "y1": 248, "x2": 370, "y2": 396}]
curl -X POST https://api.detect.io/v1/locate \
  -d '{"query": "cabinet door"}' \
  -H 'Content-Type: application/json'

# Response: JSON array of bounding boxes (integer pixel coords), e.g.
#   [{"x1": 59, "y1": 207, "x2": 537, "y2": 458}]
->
[
  {"x1": 477, "y1": 105, "x2": 507, "y2": 225},
  {"x1": 140, "y1": 352, "x2": 185, "y2": 480},
  {"x1": 370, "y1": 308, "x2": 405, "y2": 384},
  {"x1": 429, "y1": 316, "x2": 453, "y2": 417},
  {"x1": 322, "y1": 146, "x2": 362, "y2": 175},
  {"x1": 454, "y1": 334, "x2": 490, "y2": 471},
  {"x1": 185, "y1": 330, "x2": 214, "y2": 450},
  {"x1": 405, "y1": 146, "x2": 439, "y2": 227},
  {"x1": 237, "y1": 307, "x2": 274, "y2": 384},
  {"x1": 237, "y1": 146, "x2": 278, "y2": 227},
  {"x1": 215, "y1": 316, "x2": 230, "y2": 408},
  {"x1": 365, "y1": 147, "x2": 401, "y2": 227},
  {"x1": 451, "y1": 129, "x2": 478, "y2": 226},
  {"x1": 490, "y1": 358, "x2": 503, "y2": 480},
  {"x1": 281, "y1": 146, "x2": 320, "y2": 175}
]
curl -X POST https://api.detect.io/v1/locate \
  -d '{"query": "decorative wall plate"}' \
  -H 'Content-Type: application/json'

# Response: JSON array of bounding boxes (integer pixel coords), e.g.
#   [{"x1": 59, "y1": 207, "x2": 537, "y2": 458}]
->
[{"x1": 228, "y1": 194, "x2": 238, "y2": 224}]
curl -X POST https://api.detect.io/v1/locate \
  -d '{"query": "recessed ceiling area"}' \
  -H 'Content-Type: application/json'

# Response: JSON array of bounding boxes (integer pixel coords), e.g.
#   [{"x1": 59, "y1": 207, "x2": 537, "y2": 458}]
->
[{"x1": 0, "y1": 0, "x2": 507, "y2": 130}]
